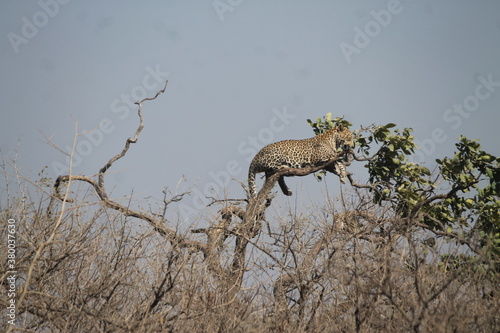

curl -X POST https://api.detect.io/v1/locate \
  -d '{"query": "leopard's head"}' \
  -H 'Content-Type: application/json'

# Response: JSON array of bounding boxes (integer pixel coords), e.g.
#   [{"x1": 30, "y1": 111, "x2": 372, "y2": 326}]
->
[{"x1": 335, "y1": 125, "x2": 354, "y2": 151}]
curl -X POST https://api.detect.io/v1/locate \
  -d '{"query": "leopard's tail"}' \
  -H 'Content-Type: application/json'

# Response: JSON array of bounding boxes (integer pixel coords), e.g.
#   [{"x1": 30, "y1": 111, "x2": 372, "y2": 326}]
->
[{"x1": 248, "y1": 165, "x2": 257, "y2": 198}]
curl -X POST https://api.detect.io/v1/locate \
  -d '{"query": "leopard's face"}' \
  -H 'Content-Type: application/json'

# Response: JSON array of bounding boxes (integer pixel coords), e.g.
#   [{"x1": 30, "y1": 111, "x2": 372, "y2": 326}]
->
[{"x1": 335, "y1": 126, "x2": 354, "y2": 151}]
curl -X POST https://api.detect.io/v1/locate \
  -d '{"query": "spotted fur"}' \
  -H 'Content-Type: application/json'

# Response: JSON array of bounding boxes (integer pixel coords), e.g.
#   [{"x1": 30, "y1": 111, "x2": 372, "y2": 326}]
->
[{"x1": 248, "y1": 125, "x2": 354, "y2": 197}]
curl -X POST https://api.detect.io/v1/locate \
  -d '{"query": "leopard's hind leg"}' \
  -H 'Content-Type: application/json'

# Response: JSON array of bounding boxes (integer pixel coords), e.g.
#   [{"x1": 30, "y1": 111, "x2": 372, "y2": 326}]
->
[
  {"x1": 265, "y1": 171, "x2": 293, "y2": 196},
  {"x1": 278, "y1": 176, "x2": 293, "y2": 196}
]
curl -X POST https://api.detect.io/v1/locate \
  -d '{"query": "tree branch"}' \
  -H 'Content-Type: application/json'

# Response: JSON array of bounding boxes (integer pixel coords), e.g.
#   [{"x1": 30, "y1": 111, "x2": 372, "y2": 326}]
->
[
  {"x1": 98, "y1": 80, "x2": 168, "y2": 190},
  {"x1": 409, "y1": 181, "x2": 478, "y2": 218},
  {"x1": 50, "y1": 80, "x2": 206, "y2": 253}
]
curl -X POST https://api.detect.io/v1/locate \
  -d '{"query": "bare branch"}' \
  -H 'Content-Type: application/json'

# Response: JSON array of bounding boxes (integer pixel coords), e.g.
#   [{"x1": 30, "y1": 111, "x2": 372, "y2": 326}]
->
[
  {"x1": 135, "y1": 80, "x2": 169, "y2": 104},
  {"x1": 206, "y1": 197, "x2": 247, "y2": 207},
  {"x1": 98, "y1": 81, "x2": 168, "y2": 188},
  {"x1": 48, "y1": 80, "x2": 207, "y2": 253},
  {"x1": 38, "y1": 129, "x2": 70, "y2": 156}
]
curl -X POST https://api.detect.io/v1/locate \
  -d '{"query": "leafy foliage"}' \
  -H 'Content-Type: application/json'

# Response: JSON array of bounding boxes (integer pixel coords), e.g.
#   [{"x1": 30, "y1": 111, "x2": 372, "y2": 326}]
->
[
  {"x1": 308, "y1": 115, "x2": 500, "y2": 268},
  {"x1": 306, "y1": 112, "x2": 352, "y2": 135},
  {"x1": 435, "y1": 137, "x2": 500, "y2": 259}
]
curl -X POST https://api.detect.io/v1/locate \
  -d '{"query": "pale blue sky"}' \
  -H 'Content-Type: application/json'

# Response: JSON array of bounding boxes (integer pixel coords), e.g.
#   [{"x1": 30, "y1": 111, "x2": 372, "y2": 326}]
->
[{"x1": 1, "y1": 1, "x2": 499, "y2": 221}]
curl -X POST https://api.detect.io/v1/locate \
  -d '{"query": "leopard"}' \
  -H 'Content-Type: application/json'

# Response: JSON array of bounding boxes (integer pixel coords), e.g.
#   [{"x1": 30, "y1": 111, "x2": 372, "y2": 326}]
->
[{"x1": 248, "y1": 125, "x2": 354, "y2": 198}]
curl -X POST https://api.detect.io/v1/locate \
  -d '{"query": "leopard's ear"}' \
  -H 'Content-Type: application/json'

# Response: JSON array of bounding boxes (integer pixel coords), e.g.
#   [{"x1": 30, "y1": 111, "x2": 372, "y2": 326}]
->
[{"x1": 336, "y1": 124, "x2": 344, "y2": 131}]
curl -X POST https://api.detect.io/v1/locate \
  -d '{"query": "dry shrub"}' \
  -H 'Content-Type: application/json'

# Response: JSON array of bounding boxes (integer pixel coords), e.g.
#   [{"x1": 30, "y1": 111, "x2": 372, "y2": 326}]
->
[
  {"x1": 1, "y1": 88, "x2": 497, "y2": 332},
  {"x1": 0, "y1": 171, "x2": 498, "y2": 333}
]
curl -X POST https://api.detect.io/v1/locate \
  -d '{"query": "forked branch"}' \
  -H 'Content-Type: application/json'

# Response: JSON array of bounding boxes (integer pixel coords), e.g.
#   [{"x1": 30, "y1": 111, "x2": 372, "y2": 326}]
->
[{"x1": 50, "y1": 81, "x2": 205, "y2": 253}]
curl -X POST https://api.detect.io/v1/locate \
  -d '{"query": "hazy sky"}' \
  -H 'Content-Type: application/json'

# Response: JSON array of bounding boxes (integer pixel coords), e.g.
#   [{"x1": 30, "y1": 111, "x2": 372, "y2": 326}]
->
[{"x1": 1, "y1": 1, "x2": 499, "y2": 221}]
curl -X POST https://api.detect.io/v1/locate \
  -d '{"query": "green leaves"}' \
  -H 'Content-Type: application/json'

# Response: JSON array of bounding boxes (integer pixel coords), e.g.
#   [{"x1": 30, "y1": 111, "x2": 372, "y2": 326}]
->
[
  {"x1": 307, "y1": 113, "x2": 352, "y2": 135},
  {"x1": 433, "y1": 137, "x2": 500, "y2": 246},
  {"x1": 361, "y1": 125, "x2": 429, "y2": 215},
  {"x1": 308, "y1": 114, "x2": 500, "y2": 269}
]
